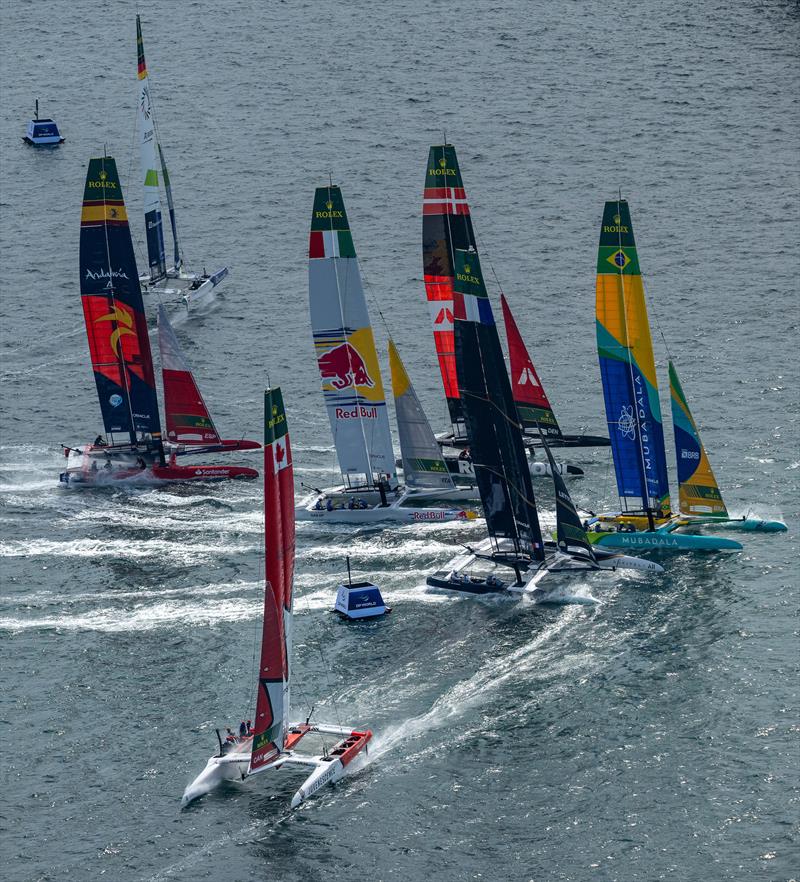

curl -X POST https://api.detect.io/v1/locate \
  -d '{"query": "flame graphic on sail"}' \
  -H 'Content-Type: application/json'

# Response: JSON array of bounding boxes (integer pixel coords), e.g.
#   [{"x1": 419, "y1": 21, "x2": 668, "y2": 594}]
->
[{"x1": 95, "y1": 305, "x2": 136, "y2": 357}]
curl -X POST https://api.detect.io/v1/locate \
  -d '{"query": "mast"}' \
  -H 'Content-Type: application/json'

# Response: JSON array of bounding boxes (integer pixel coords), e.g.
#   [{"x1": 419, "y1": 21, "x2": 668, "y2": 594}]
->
[
  {"x1": 136, "y1": 14, "x2": 167, "y2": 283},
  {"x1": 79, "y1": 155, "x2": 162, "y2": 448},
  {"x1": 157, "y1": 305, "x2": 221, "y2": 445},
  {"x1": 388, "y1": 339, "x2": 455, "y2": 491},
  {"x1": 500, "y1": 293, "x2": 563, "y2": 440},
  {"x1": 595, "y1": 198, "x2": 670, "y2": 526},
  {"x1": 308, "y1": 185, "x2": 396, "y2": 489},
  {"x1": 158, "y1": 144, "x2": 182, "y2": 271},
  {"x1": 453, "y1": 247, "x2": 544, "y2": 566},
  {"x1": 250, "y1": 387, "x2": 295, "y2": 772},
  {"x1": 422, "y1": 144, "x2": 478, "y2": 441},
  {"x1": 669, "y1": 360, "x2": 729, "y2": 518}
]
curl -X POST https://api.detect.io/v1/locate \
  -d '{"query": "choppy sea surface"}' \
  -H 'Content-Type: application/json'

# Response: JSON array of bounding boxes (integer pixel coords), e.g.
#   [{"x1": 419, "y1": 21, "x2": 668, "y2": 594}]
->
[{"x1": 1, "y1": 1, "x2": 798, "y2": 880}]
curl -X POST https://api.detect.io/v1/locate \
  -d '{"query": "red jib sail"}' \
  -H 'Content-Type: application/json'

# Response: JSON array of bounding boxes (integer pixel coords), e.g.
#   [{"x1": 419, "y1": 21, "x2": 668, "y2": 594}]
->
[
  {"x1": 500, "y1": 294, "x2": 562, "y2": 440},
  {"x1": 157, "y1": 305, "x2": 221, "y2": 445},
  {"x1": 250, "y1": 388, "x2": 296, "y2": 772}
]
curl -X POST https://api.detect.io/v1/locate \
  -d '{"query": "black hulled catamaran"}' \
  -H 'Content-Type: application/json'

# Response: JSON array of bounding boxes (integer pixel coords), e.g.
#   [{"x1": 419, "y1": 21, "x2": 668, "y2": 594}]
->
[{"x1": 427, "y1": 248, "x2": 661, "y2": 597}]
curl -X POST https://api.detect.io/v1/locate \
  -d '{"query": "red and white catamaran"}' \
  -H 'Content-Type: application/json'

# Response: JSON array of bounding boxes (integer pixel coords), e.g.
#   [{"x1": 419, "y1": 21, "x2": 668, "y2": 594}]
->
[
  {"x1": 182, "y1": 388, "x2": 372, "y2": 809},
  {"x1": 60, "y1": 156, "x2": 258, "y2": 486}
]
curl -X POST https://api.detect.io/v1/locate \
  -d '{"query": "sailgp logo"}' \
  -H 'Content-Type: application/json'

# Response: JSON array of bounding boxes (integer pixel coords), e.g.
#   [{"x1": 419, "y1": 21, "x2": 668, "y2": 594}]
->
[
  {"x1": 618, "y1": 405, "x2": 636, "y2": 440},
  {"x1": 318, "y1": 343, "x2": 374, "y2": 390},
  {"x1": 518, "y1": 366, "x2": 539, "y2": 386},
  {"x1": 95, "y1": 304, "x2": 136, "y2": 356}
]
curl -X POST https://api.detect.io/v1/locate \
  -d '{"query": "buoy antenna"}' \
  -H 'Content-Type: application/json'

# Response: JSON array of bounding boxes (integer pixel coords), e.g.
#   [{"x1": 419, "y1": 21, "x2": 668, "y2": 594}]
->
[{"x1": 346, "y1": 554, "x2": 352, "y2": 586}]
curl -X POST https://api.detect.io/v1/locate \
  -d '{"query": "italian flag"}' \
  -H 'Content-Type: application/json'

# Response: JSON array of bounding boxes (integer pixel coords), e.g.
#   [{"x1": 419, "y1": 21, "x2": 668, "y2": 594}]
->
[{"x1": 308, "y1": 229, "x2": 355, "y2": 259}]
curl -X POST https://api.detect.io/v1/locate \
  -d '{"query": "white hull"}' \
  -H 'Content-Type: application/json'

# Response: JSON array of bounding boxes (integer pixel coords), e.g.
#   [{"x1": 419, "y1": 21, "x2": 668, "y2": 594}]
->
[
  {"x1": 296, "y1": 488, "x2": 477, "y2": 524},
  {"x1": 140, "y1": 266, "x2": 228, "y2": 315},
  {"x1": 182, "y1": 724, "x2": 370, "y2": 809}
]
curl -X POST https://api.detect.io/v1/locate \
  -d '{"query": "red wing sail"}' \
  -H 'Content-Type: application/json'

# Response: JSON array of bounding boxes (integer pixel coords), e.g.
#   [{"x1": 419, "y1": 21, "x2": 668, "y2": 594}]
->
[
  {"x1": 500, "y1": 294, "x2": 562, "y2": 440},
  {"x1": 250, "y1": 387, "x2": 295, "y2": 771},
  {"x1": 80, "y1": 155, "x2": 161, "y2": 442},
  {"x1": 157, "y1": 305, "x2": 221, "y2": 445},
  {"x1": 422, "y1": 145, "x2": 478, "y2": 436}
]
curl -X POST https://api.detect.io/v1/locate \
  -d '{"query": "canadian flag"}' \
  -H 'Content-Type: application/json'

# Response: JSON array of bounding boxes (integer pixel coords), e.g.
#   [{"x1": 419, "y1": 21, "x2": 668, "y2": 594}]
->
[
  {"x1": 273, "y1": 438, "x2": 289, "y2": 473},
  {"x1": 518, "y1": 366, "x2": 539, "y2": 386}
]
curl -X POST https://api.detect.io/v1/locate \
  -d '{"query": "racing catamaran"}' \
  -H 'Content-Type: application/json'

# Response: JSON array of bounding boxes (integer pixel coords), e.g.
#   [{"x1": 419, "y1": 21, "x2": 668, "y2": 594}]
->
[
  {"x1": 182, "y1": 387, "x2": 372, "y2": 809},
  {"x1": 60, "y1": 155, "x2": 257, "y2": 486},
  {"x1": 297, "y1": 184, "x2": 475, "y2": 524},
  {"x1": 589, "y1": 198, "x2": 783, "y2": 549},
  {"x1": 427, "y1": 248, "x2": 660, "y2": 596},
  {"x1": 135, "y1": 14, "x2": 228, "y2": 312},
  {"x1": 421, "y1": 143, "x2": 597, "y2": 478}
]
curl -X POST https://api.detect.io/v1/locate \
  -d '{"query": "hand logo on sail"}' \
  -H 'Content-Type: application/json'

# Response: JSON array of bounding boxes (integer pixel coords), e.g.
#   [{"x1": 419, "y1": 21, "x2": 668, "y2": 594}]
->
[
  {"x1": 618, "y1": 405, "x2": 636, "y2": 440},
  {"x1": 95, "y1": 304, "x2": 136, "y2": 357}
]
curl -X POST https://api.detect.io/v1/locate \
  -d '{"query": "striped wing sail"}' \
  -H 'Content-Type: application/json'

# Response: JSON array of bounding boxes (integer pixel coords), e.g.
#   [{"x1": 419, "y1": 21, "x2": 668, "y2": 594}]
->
[
  {"x1": 308, "y1": 186, "x2": 396, "y2": 486},
  {"x1": 595, "y1": 199, "x2": 670, "y2": 514}
]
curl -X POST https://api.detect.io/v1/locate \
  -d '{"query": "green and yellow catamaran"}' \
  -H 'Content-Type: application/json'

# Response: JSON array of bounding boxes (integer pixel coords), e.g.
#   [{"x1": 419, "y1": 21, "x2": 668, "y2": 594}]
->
[{"x1": 590, "y1": 198, "x2": 785, "y2": 551}]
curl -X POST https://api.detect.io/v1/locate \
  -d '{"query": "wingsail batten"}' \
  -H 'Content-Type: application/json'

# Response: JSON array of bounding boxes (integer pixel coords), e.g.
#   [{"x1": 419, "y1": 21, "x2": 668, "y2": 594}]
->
[
  {"x1": 136, "y1": 14, "x2": 166, "y2": 282},
  {"x1": 669, "y1": 360, "x2": 728, "y2": 518},
  {"x1": 422, "y1": 144, "x2": 478, "y2": 435},
  {"x1": 158, "y1": 144, "x2": 181, "y2": 271},
  {"x1": 389, "y1": 340, "x2": 455, "y2": 491},
  {"x1": 251, "y1": 387, "x2": 295, "y2": 772},
  {"x1": 80, "y1": 156, "x2": 161, "y2": 442},
  {"x1": 500, "y1": 294, "x2": 562, "y2": 438},
  {"x1": 453, "y1": 248, "x2": 544, "y2": 560},
  {"x1": 308, "y1": 186, "x2": 396, "y2": 486},
  {"x1": 157, "y1": 305, "x2": 221, "y2": 445},
  {"x1": 595, "y1": 199, "x2": 670, "y2": 514}
]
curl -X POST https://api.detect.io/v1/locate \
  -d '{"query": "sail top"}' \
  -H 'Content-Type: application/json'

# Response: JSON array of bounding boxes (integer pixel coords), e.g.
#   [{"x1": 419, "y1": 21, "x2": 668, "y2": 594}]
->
[
  {"x1": 80, "y1": 155, "x2": 161, "y2": 442},
  {"x1": 157, "y1": 305, "x2": 221, "y2": 445},
  {"x1": 308, "y1": 185, "x2": 396, "y2": 487},
  {"x1": 669, "y1": 360, "x2": 728, "y2": 518},
  {"x1": 500, "y1": 293, "x2": 562, "y2": 439},
  {"x1": 422, "y1": 143, "x2": 478, "y2": 436},
  {"x1": 250, "y1": 387, "x2": 295, "y2": 772},
  {"x1": 136, "y1": 14, "x2": 166, "y2": 282},
  {"x1": 453, "y1": 248, "x2": 544, "y2": 560},
  {"x1": 595, "y1": 199, "x2": 670, "y2": 514},
  {"x1": 388, "y1": 339, "x2": 455, "y2": 491}
]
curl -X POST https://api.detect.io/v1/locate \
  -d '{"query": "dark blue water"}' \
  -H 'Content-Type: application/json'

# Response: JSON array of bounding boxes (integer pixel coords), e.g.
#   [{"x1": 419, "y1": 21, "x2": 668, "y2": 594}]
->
[{"x1": 1, "y1": 1, "x2": 798, "y2": 880}]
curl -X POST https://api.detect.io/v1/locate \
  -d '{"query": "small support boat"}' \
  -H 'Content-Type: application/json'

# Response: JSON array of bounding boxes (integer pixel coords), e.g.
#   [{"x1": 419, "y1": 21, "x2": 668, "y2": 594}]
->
[
  {"x1": 23, "y1": 100, "x2": 64, "y2": 146},
  {"x1": 60, "y1": 155, "x2": 258, "y2": 487},
  {"x1": 182, "y1": 388, "x2": 373, "y2": 809},
  {"x1": 334, "y1": 558, "x2": 390, "y2": 619}
]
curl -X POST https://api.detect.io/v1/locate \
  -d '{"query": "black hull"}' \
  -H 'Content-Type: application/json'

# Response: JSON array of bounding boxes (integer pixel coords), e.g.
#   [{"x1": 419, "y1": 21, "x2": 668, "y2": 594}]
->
[
  {"x1": 437, "y1": 432, "x2": 609, "y2": 450},
  {"x1": 426, "y1": 571, "x2": 508, "y2": 594}
]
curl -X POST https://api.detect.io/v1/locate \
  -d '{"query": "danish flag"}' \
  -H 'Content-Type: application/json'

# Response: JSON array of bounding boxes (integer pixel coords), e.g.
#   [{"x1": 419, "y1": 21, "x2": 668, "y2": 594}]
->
[{"x1": 518, "y1": 366, "x2": 539, "y2": 386}]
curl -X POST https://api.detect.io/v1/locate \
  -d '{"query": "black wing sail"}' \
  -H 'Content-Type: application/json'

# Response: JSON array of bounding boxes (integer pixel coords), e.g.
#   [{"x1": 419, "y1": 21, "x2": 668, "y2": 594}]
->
[{"x1": 453, "y1": 248, "x2": 544, "y2": 562}]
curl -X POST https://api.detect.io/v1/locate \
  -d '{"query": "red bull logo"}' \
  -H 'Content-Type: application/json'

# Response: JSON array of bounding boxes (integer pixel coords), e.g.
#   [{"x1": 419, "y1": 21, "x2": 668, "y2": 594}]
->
[{"x1": 318, "y1": 342, "x2": 374, "y2": 390}]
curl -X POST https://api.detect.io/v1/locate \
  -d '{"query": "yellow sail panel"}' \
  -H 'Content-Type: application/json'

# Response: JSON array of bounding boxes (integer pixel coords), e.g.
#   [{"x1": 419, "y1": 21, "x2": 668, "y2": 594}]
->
[{"x1": 669, "y1": 360, "x2": 728, "y2": 517}]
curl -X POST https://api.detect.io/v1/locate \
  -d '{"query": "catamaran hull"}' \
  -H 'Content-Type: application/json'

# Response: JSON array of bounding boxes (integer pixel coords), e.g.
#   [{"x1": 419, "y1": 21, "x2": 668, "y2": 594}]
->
[
  {"x1": 441, "y1": 454, "x2": 583, "y2": 481},
  {"x1": 60, "y1": 464, "x2": 258, "y2": 486},
  {"x1": 589, "y1": 531, "x2": 742, "y2": 551},
  {"x1": 182, "y1": 725, "x2": 371, "y2": 809},
  {"x1": 297, "y1": 505, "x2": 474, "y2": 524}
]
